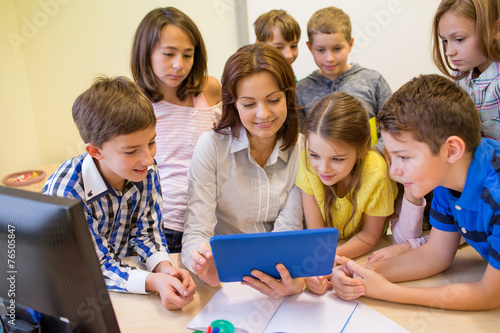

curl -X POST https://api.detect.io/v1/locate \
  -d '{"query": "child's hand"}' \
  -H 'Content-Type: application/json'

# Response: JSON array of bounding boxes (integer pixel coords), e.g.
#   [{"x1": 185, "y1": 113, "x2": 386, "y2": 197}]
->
[
  {"x1": 367, "y1": 242, "x2": 412, "y2": 263},
  {"x1": 145, "y1": 272, "x2": 196, "y2": 310},
  {"x1": 242, "y1": 263, "x2": 305, "y2": 298},
  {"x1": 305, "y1": 275, "x2": 330, "y2": 295},
  {"x1": 333, "y1": 257, "x2": 392, "y2": 301},
  {"x1": 189, "y1": 242, "x2": 221, "y2": 287},
  {"x1": 330, "y1": 255, "x2": 365, "y2": 300},
  {"x1": 154, "y1": 261, "x2": 197, "y2": 299}
]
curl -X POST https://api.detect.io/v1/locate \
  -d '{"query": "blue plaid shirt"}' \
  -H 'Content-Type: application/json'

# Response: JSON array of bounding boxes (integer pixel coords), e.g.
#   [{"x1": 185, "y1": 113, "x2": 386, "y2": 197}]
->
[{"x1": 42, "y1": 153, "x2": 171, "y2": 293}]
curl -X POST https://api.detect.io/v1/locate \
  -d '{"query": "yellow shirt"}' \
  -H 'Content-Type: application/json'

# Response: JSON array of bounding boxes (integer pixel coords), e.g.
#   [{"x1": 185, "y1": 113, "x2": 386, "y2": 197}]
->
[{"x1": 296, "y1": 150, "x2": 398, "y2": 240}]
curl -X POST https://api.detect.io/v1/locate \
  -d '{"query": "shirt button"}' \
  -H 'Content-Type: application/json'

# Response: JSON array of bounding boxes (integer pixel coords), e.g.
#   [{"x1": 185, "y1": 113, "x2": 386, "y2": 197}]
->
[
  {"x1": 461, "y1": 227, "x2": 467, "y2": 234},
  {"x1": 455, "y1": 205, "x2": 462, "y2": 210},
  {"x1": 262, "y1": 185, "x2": 267, "y2": 189}
]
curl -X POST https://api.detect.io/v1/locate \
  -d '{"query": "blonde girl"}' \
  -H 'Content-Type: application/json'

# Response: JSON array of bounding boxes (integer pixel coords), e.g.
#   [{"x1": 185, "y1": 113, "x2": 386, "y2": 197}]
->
[
  {"x1": 433, "y1": 0, "x2": 500, "y2": 139},
  {"x1": 131, "y1": 7, "x2": 222, "y2": 253},
  {"x1": 297, "y1": 93, "x2": 397, "y2": 261}
]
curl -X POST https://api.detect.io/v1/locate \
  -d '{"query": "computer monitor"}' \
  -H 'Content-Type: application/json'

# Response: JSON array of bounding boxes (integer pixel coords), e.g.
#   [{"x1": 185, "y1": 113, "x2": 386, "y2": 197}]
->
[{"x1": 0, "y1": 186, "x2": 120, "y2": 332}]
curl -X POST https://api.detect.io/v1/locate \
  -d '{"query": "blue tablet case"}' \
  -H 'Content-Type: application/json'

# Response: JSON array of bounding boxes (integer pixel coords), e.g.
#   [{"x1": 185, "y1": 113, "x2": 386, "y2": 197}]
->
[{"x1": 210, "y1": 228, "x2": 339, "y2": 283}]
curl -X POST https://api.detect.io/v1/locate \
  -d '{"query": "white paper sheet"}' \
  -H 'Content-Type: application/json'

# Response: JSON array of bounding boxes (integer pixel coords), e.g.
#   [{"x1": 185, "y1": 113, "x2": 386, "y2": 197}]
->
[
  {"x1": 187, "y1": 283, "x2": 358, "y2": 333},
  {"x1": 342, "y1": 302, "x2": 409, "y2": 333}
]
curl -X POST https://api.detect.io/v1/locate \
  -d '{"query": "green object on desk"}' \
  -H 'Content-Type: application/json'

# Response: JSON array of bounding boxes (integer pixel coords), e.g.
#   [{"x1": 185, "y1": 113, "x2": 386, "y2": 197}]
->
[
  {"x1": 192, "y1": 320, "x2": 234, "y2": 333},
  {"x1": 210, "y1": 319, "x2": 235, "y2": 333}
]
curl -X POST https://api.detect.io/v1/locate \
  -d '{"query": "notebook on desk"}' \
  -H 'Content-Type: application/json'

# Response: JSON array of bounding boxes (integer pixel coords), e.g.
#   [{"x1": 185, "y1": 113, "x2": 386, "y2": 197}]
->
[{"x1": 210, "y1": 228, "x2": 339, "y2": 282}]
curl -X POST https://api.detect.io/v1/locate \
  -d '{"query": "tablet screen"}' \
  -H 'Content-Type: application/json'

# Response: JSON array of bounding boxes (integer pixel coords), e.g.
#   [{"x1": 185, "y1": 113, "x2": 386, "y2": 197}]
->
[{"x1": 210, "y1": 228, "x2": 338, "y2": 282}]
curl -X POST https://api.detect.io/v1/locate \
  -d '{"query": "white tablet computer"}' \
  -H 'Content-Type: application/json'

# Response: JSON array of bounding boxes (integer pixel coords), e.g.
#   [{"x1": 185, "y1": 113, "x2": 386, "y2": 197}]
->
[{"x1": 210, "y1": 228, "x2": 339, "y2": 283}]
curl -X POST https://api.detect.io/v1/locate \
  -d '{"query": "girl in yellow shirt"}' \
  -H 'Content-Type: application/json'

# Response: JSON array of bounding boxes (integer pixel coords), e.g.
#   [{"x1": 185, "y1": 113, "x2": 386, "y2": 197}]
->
[{"x1": 296, "y1": 92, "x2": 397, "y2": 262}]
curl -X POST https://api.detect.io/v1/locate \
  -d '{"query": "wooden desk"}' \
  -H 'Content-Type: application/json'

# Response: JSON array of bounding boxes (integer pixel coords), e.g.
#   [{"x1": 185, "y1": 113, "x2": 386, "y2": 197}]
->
[
  {"x1": 110, "y1": 237, "x2": 500, "y2": 333},
  {"x1": 110, "y1": 255, "x2": 220, "y2": 333}
]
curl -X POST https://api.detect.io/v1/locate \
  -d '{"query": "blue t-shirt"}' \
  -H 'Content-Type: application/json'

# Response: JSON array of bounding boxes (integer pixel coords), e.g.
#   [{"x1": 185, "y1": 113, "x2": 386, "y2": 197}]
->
[{"x1": 430, "y1": 138, "x2": 500, "y2": 270}]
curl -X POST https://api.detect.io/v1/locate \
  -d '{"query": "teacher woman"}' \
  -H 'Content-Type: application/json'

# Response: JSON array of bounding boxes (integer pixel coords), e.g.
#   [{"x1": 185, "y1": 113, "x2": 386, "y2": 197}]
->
[{"x1": 181, "y1": 43, "x2": 305, "y2": 297}]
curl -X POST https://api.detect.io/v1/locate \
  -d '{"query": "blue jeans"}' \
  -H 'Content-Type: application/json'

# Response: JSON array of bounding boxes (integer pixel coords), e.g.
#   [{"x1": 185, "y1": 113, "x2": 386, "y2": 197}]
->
[{"x1": 163, "y1": 228, "x2": 183, "y2": 253}]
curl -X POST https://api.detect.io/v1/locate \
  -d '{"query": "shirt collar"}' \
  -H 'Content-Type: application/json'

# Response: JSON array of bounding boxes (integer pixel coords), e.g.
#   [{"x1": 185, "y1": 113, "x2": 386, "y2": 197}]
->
[
  {"x1": 230, "y1": 126, "x2": 290, "y2": 165},
  {"x1": 81, "y1": 153, "x2": 116, "y2": 202},
  {"x1": 464, "y1": 62, "x2": 500, "y2": 85}
]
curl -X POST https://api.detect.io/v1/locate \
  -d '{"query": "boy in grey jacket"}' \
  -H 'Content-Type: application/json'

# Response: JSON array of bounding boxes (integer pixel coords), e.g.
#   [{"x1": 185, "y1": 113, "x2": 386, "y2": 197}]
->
[{"x1": 296, "y1": 6, "x2": 391, "y2": 150}]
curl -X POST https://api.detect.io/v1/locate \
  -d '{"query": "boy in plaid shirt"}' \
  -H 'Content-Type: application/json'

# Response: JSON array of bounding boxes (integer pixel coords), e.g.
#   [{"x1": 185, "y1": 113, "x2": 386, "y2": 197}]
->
[{"x1": 43, "y1": 76, "x2": 195, "y2": 310}]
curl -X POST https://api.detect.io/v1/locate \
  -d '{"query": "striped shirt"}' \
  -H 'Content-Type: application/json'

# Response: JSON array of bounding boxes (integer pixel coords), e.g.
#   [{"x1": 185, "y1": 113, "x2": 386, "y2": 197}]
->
[
  {"x1": 456, "y1": 62, "x2": 500, "y2": 140},
  {"x1": 153, "y1": 94, "x2": 222, "y2": 232},
  {"x1": 430, "y1": 138, "x2": 500, "y2": 270},
  {"x1": 42, "y1": 153, "x2": 171, "y2": 293}
]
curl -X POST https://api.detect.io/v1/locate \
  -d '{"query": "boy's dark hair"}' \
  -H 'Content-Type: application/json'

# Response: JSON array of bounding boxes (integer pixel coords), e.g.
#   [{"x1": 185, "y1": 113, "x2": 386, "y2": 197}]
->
[
  {"x1": 72, "y1": 76, "x2": 156, "y2": 148},
  {"x1": 254, "y1": 9, "x2": 301, "y2": 43},
  {"x1": 377, "y1": 74, "x2": 481, "y2": 155},
  {"x1": 215, "y1": 43, "x2": 299, "y2": 151},
  {"x1": 131, "y1": 7, "x2": 207, "y2": 103},
  {"x1": 307, "y1": 6, "x2": 351, "y2": 45}
]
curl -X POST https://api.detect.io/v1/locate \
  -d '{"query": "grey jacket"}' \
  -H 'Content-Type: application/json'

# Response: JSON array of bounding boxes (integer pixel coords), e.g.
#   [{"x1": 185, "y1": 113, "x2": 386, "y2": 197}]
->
[
  {"x1": 296, "y1": 63, "x2": 391, "y2": 150},
  {"x1": 296, "y1": 63, "x2": 391, "y2": 121}
]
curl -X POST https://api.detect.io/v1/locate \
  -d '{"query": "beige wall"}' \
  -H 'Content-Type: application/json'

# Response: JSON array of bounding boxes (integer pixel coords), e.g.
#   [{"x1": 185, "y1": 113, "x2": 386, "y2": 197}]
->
[{"x1": 0, "y1": 0, "x2": 241, "y2": 178}]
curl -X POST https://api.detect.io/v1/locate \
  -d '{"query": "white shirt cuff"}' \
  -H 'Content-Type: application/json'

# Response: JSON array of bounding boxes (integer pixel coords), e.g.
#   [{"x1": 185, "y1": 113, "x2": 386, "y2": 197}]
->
[
  {"x1": 127, "y1": 269, "x2": 150, "y2": 294},
  {"x1": 145, "y1": 251, "x2": 172, "y2": 272}
]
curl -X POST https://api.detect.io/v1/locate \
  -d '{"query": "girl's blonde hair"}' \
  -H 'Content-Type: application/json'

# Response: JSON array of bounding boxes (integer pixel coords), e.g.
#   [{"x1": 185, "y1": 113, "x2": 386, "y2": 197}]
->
[
  {"x1": 303, "y1": 93, "x2": 371, "y2": 232},
  {"x1": 432, "y1": 0, "x2": 500, "y2": 80},
  {"x1": 131, "y1": 7, "x2": 208, "y2": 103}
]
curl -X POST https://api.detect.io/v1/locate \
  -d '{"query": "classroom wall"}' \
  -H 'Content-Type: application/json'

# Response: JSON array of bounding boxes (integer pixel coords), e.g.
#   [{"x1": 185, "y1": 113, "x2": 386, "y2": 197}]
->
[
  {"x1": 0, "y1": 1, "x2": 42, "y2": 179},
  {"x1": 0, "y1": 0, "x2": 242, "y2": 178},
  {"x1": 1, "y1": 0, "x2": 441, "y2": 179}
]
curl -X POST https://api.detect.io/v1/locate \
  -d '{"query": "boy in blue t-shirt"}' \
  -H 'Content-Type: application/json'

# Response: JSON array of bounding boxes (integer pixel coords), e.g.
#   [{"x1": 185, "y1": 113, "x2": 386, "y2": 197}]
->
[
  {"x1": 43, "y1": 76, "x2": 196, "y2": 310},
  {"x1": 329, "y1": 74, "x2": 500, "y2": 310}
]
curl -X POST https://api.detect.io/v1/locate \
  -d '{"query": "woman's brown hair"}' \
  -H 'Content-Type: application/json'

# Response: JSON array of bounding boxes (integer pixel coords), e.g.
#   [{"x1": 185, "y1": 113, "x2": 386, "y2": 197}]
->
[{"x1": 215, "y1": 43, "x2": 299, "y2": 150}]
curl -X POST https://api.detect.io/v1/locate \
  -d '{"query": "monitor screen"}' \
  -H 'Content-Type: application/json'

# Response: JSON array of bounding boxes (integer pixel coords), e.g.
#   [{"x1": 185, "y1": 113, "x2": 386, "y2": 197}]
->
[{"x1": 0, "y1": 186, "x2": 120, "y2": 332}]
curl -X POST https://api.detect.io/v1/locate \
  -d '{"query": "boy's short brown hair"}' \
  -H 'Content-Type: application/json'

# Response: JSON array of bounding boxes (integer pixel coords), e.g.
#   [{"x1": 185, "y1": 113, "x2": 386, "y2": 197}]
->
[
  {"x1": 254, "y1": 9, "x2": 301, "y2": 43},
  {"x1": 307, "y1": 6, "x2": 351, "y2": 45},
  {"x1": 377, "y1": 74, "x2": 481, "y2": 155},
  {"x1": 72, "y1": 76, "x2": 156, "y2": 148}
]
